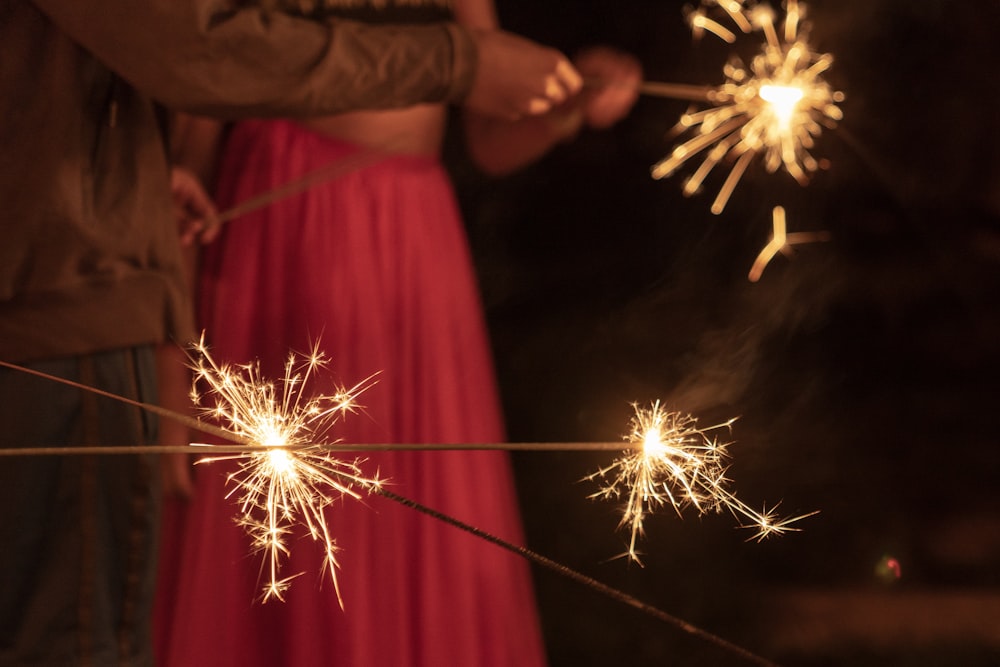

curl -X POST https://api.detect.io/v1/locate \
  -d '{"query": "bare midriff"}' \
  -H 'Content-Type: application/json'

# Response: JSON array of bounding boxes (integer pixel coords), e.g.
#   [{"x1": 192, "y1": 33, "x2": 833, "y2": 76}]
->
[{"x1": 297, "y1": 104, "x2": 447, "y2": 157}]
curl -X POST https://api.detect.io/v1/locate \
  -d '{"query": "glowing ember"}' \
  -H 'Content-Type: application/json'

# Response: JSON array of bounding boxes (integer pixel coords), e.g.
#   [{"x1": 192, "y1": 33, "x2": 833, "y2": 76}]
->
[
  {"x1": 653, "y1": 0, "x2": 844, "y2": 214},
  {"x1": 758, "y1": 84, "x2": 805, "y2": 127},
  {"x1": 188, "y1": 335, "x2": 381, "y2": 604},
  {"x1": 747, "y1": 205, "x2": 830, "y2": 282},
  {"x1": 587, "y1": 401, "x2": 814, "y2": 563}
]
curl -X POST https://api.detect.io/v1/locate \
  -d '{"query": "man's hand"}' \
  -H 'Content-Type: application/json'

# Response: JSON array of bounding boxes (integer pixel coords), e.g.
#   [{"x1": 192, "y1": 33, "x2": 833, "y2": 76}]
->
[
  {"x1": 170, "y1": 166, "x2": 220, "y2": 246},
  {"x1": 464, "y1": 30, "x2": 583, "y2": 121}
]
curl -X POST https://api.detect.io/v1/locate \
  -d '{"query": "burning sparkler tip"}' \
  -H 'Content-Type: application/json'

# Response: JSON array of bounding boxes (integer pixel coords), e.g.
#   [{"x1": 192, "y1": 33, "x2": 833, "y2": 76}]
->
[
  {"x1": 589, "y1": 402, "x2": 811, "y2": 561},
  {"x1": 654, "y1": 0, "x2": 843, "y2": 214},
  {"x1": 741, "y1": 507, "x2": 819, "y2": 542},
  {"x1": 186, "y1": 340, "x2": 381, "y2": 602},
  {"x1": 260, "y1": 572, "x2": 306, "y2": 604}
]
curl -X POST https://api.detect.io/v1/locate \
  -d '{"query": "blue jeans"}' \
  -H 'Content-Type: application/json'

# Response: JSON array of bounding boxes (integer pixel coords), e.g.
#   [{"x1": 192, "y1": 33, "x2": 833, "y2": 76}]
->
[{"x1": 0, "y1": 347, "x2": 160, "y2": 667}]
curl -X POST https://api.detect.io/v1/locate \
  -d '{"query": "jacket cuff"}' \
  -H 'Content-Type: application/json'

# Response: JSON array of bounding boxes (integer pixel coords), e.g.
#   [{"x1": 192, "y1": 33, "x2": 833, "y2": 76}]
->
[{"x1": 444, "y1": 23, "x2": 477, "y2": 103}]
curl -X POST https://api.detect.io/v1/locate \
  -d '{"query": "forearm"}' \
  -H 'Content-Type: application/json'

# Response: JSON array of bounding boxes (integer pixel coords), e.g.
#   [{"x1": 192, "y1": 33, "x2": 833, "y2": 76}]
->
[
  {"x1": 171, "y1": 114, "x2": 227, "y2": 190},
  {"x1": 33, "y1": 0, "x2": 476, "y2": 118},
  {"x1": 463, "y1": 104, "x2": 584, "y2": 176},
  {"x1": 155, "y1": 343, "x2": 193, "y2": 442},
  {"x1": 156, "y1": 342, "x2": 197, "y2": 497}
]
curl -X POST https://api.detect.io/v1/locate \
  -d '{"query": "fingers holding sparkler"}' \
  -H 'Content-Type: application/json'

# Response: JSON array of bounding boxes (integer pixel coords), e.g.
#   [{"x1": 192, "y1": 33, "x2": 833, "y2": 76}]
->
[
  {"x1": 170, "y1": 166, "x2": 221, "y2": 246},
  {"x1": 573, "y1": 46, "x2": 643, "y2": 130}
]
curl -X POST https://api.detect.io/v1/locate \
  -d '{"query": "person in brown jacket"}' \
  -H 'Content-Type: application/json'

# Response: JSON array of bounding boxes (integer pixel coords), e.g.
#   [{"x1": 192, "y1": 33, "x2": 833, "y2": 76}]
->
[{"x1": 0, "y1": 2, "x2": 582, "y2": 665}]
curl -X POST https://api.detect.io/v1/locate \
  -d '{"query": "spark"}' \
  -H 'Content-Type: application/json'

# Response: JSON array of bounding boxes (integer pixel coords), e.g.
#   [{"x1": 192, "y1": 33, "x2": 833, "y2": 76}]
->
[
  {"x1": 188, "y1": 335, "x2": 381, "y2": 604},
  {"x1": 653, "y1": 0, "x2": 844, "y2": 214},
  {"x1": 587, "y1": 401, "x2": 814, "y2": 563},
  {"x1": 747, "y1": 205, "x2": 831, "y2": 281}
]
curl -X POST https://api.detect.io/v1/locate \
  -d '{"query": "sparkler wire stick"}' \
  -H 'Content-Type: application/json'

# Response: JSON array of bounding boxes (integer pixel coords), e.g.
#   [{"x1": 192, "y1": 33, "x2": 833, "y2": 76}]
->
[
  {"x1": 0, "y1": 360, "x2": 678, "y2": 457},
  {"x1": 585, "y1": 76, "x2": 719, "y2": 103},
  {"x1": 375, "y1": 483, "x2": 782, "y2": 667},
  {"x1": 0, "y1": 442, "x2": 655, "y2": 456},
  {"x1": 216, "y1": 148, "x2": 388, "y2": 224},
  {"x1": 214, "y1": 137, "x2": 411, "y2": 225},
  {"x1": 638, "y1": 80, "x2": 720, "y2": 102},
  {"x1": 0, "y1": 359, "x2": 241, "y2": 445},
  {"x1": 0, "y1": 359, "x2": 783, "y2": 665}
]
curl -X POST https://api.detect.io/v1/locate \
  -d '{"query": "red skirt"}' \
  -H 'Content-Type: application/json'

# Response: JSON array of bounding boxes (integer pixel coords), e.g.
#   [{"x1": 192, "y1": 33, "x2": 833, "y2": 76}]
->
[{"x1": 155, "y1": 120, "x2": 547, "y2": 667}]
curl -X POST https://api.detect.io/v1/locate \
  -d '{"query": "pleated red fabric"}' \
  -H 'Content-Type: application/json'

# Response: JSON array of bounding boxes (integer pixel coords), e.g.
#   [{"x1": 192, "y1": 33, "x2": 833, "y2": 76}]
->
[{"x1": 154, "y1": 120, "x2": 547, "y2": 667}]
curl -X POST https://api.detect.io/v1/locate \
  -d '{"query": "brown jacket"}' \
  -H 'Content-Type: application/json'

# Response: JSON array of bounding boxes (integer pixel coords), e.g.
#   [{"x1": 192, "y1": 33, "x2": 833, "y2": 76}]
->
[{"x1": 0, "y1": 0, "x2": 476, "y2": 362}]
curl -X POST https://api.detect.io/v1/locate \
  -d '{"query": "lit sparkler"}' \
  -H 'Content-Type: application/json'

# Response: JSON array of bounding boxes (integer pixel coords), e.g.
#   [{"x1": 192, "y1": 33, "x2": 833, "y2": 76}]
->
[
  {"x1": 0, "y1": 357, "x2": 801, "y2": 663},
  {"x1": 188, "y1": 336, "x2": 381, "y2": 604},
  {"x1": 588, "y1": 401, "x2": 813, "y2": 563},
  {"x1": 651, "y1": 0, "x2": 844, "y2": 214}
]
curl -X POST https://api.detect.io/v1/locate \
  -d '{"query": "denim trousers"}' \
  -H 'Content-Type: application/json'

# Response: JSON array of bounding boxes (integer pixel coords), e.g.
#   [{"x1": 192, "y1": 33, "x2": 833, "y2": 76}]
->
[{"x1": 0, "y1": 347, "x2": 160, "y2": 667}]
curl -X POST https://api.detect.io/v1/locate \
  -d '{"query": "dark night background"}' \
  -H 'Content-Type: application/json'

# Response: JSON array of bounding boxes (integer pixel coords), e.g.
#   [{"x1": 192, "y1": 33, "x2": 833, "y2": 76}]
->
[{"x1": 444, "y1": 1, "x2": 1000, "y2": 665}]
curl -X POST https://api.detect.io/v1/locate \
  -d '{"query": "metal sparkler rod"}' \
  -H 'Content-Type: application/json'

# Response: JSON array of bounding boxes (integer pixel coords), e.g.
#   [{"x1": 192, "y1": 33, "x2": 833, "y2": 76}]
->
[
  {"x1": 216, "y1": 146, "x2": 391, "y2": 224},
  {"x1": 377, "y1": 483, "x2": 782, "y2": 667},
  {"x1": 585, "y1": 76, "x2": 720, "y2": 102},
  {"x1": 0, "y1": 360, "x2": 645, "y2": 457},
  {"x1": 0, "y1": 359, "x2": 244, "y2": 445},
  {"x1": 638, "y1": 80, "x2": 722, "y2": 102},
  {"x1": 0, "y1": 442, "x2": 644, "y2": 457}
]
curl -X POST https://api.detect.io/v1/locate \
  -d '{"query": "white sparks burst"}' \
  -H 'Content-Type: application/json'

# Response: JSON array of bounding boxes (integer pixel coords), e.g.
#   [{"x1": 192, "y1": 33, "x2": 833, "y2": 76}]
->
[
  {"x1": 652, "y1": 0, "x2": 844, "y2": 214},
  {"x1": 188, "y1": 336, "x2": 381, "y2": 604},
  {"x1": 587, "y1": 401, "x2": 814, "y2": 563}
]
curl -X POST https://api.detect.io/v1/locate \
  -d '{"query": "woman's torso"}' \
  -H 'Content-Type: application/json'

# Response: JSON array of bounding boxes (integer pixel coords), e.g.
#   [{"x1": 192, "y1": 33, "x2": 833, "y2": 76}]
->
[
  {"x1": 298, "y1": 104, "x2": 447, "y2": 156},
  {"x1": 293, "y1": 0, "x2": 456, "y2": 155}
]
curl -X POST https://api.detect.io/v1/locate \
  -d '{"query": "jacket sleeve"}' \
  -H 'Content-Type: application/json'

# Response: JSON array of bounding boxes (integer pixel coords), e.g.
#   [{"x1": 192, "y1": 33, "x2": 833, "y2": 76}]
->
[{"x1": 31, "y1": 0, "x2": 478, "y2": 118}]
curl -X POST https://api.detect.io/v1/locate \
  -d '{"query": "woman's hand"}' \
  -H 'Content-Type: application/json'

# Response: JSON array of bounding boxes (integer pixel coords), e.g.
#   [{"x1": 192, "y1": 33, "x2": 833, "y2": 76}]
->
[{"x1": 574, "y1": 46, "x2": 643, "y2": 130}]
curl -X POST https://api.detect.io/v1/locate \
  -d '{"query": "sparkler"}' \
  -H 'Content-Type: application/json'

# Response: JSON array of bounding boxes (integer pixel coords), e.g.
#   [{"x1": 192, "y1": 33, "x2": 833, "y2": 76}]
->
[
  {"x1": 651, "y1": 0, "x2": 844, "y2": 214},
  {"x1": 0, "y1": 360, "x2": 795, "y2": 663},
  {"x1": 186, "y1": 336, "x2": 381, "y2": 604},
  {"x1": 588, "y1": 401, "x2": 813, "y2": 563}
]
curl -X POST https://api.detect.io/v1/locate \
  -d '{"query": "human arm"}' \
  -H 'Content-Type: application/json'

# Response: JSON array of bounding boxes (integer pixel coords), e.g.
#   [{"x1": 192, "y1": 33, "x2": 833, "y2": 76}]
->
[
  {"x1": 465, "y1": 47, "x2": 642, "y2": 176},
  {"x1": 32, "y1": 0, "x2": 579, "y2": 121},
  {"x1": 171, "y1": 158, "x2": 221, "y2": 246},
  {"x1": 158, "y1": 162, "x2": 221, "y2": 497},
  {"x1": 157, "y1": 342, "x2": 196, "y2": 498},
  {"x1": 456, "y1": 0, "x2": 641, "y2": 175},
  {"x1": 171, "y1": 115, "x2": 228, "y2": 194}
]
